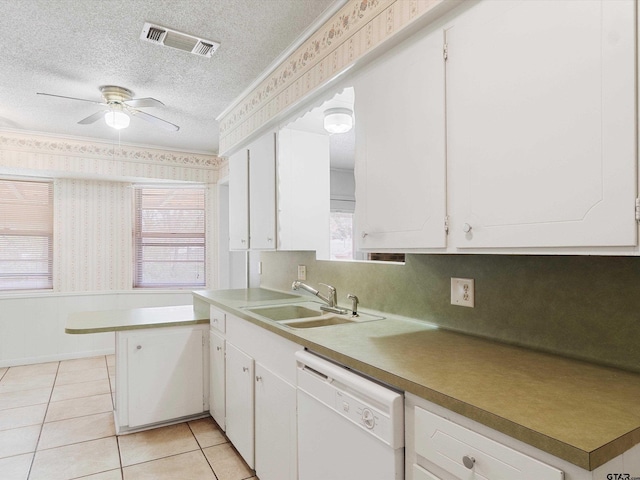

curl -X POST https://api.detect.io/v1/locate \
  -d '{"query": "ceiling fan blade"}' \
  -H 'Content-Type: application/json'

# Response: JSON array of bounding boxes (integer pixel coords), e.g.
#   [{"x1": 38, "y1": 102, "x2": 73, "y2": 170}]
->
[
  {"x1": 37, "y1": 92, "x2": 107, "y2": 106},
  {"x1": 78, "y1": 110, "x2": 108, "y2": 125},
  {"x1": 130, "y1": 109, "x2": 180, "y2": 132},
  {"x1": 123, "y1": 97, "x2": 165, "y2": 108}
]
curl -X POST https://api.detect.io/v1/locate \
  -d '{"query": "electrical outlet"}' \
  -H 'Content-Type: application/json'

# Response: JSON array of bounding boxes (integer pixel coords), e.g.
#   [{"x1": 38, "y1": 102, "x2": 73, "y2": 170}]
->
[
  {"x1": 297, "y1": 265, "x2": 307, "y2": 281},
  {"x1": 451, "y1": 278, "x2": 474, "y2": 308}
]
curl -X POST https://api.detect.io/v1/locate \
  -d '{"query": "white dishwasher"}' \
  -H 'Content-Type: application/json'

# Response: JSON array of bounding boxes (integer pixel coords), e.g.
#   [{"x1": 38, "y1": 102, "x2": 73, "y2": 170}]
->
[{"x1": 296, "y1": 350, "x2": 404, "y2": 480}]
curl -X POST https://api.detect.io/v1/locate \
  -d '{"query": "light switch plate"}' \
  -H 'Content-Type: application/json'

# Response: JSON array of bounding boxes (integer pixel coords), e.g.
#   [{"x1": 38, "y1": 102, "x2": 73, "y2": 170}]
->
[{"x1": 451, "y1": 278, "x2": 474, "y2": 308}]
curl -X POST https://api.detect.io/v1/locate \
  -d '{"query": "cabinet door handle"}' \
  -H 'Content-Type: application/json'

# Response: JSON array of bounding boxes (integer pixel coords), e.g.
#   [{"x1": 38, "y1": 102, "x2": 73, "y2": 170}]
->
[
  {"x1": 361, "y1": 232, "x2": 368, "y2": 239},
  {"x1": 216, "y1": 346, "x2": 222, "y2": 351},
  {"x1": 462, "y1": 455, "x2": 475, "y2": 469},
  {"x1": 463, "y1": 223, "x2": 472, "y2": 233},
  {"x1": 136, "y1": 345, "x2": 142, "y2": 350},
  {"x1": 267, "y1": 237, "x2": 273, "y2": 242},
  {"x1": 242, "y1": 367, "x2": 249, "y2": 372},
  {"x1": 255, "y1": 375, "x2": 262, "y2": 382}
]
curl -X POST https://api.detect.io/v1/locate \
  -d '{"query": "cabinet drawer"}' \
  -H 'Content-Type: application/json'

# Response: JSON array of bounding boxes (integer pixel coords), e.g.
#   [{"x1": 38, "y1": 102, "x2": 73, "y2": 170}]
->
[
  {"x1": 414, "y1": 407, "x2": 563, "y2": 480},
  {"x1": 413, "y1": 464, "x2": 442, "y2": 480},
  {"x1": 209, "y1": 306, "x2": 226, "y2": 333}
]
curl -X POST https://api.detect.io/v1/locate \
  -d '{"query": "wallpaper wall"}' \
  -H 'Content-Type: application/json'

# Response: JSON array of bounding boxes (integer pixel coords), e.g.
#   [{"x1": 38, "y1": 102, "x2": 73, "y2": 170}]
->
[
  {"x1": 0, "y1": 131, "x2": 221, "y2": 365},
  {"x1": 53, "y1": 179, "x2": 132, "y2": 292},
  {"x1": 0, "y1": 130, "x2": 221, "y2": 293}
]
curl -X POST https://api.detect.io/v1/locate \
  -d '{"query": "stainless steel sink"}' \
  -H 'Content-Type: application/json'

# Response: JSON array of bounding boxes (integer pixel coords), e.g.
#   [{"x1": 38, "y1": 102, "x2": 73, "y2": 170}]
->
[
  {"x1": 282, "y1": 316, "x2": 357, "y2": 328},
  {"x1": 248, "y1": 304, "x2": 321, "y2": 321},
  {"x1": 245, "y1": 301, "x2": 384, "y2": 329}
]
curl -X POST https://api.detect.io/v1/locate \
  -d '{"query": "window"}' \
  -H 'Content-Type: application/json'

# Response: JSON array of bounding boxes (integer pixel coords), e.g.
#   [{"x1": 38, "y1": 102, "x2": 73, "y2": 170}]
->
[
  {"x1": 0, "y1": 179, "x2": 53, "y2": 291},
  {"x1": 134, "y1": 186, "x2": 206, "y2": 288},
  {"x1": 329, "y1": 211, "x2": 355, "y2": 260}
]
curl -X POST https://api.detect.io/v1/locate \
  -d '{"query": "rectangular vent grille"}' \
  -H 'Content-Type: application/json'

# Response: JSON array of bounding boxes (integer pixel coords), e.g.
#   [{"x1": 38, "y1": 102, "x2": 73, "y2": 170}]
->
[
  {"x1": 140, "y1": 22, "x2": 220, "y2": 58},
  {"x1": 146, "y1": 26, "x2": 166, "y2": 43}
]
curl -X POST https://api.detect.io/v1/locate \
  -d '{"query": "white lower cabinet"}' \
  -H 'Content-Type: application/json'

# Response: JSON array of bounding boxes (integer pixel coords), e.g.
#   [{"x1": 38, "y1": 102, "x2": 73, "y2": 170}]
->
[
  {"x1": 209, "y1": 330, "x2": 225, "y2": 430},
  {"x1": 255, "y1": 363, "x2": 297, "y2": 480},
  {"x1": 406, "y1": 392, "x2": 640, "y2": 480},
  {"x1": 115, "y1": 325, "x2": 208, "y2": 433},
  {"x1": 225, "y1": 341, "x2": 255, "y2": 469},
  {"x1": 217, "y1": 312, "x2": 302, "y2": 480},
  {"x1": 414, "y1": 407, "x2": 563, "y2": 480}
]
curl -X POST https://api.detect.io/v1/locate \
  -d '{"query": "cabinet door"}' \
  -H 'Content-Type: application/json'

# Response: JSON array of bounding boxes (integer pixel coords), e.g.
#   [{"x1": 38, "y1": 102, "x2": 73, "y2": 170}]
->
[
  {"x1": 255, "y1": 363, "x2": 297, "y2": 480},
  {"x1": 127, "y1": 328, "x2": 204, "y2": 428},
  {"x1": 209, "y1": 330, "x2": 225, "y2": 430},
  {"x1": 354, "y1": 25, "x2": 446, "y2": 250},
  {"x1": 225, "y1": 342, "x2": 255, "y2": 468},
  {"x1": 446, "y1": 0, "x2": 636, "y2": 249},
  {"x1": 229, "y1": 148, "x2": 249, "y2": 250},
  {"x1": 249, "y1": 132, "x2": 277, "y2": 250},
  {"x1": 277, "y1": 128, "x2": 330, "y2": 257}
]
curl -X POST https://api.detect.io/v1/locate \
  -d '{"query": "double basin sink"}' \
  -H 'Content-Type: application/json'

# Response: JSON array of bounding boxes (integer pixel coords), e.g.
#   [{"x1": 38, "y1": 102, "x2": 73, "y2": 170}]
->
[{"x1": 245, "y1": 301, "x2": 384, "y2": 329}]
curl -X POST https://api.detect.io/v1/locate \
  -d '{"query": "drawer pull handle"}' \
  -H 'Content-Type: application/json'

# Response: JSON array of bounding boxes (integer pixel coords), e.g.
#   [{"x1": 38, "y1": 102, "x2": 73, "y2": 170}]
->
[
  {"x1": 256, "y1": 375, "x2": 262, "y2": 382},
  {"x1": 462, "y1": 455, "x2": 475, "y2": 469},
  {"x1": 242, "y1": 367, "x2": 249, "y2": 373},
  {"x1": 136, "y1": 345, "x2": 142, "y2": 350}
]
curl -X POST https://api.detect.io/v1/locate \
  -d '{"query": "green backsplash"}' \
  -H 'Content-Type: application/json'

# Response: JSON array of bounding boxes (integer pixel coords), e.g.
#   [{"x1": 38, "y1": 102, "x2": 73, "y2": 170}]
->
[{"x1": 260, "y1": 251, "x2": 640, "y2": 373}]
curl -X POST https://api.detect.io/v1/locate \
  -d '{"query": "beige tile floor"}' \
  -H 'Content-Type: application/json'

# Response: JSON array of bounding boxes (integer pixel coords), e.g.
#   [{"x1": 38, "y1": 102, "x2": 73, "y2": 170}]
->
[{"x1": 0, "y1": 355, "x2": 258, "y2": 480}]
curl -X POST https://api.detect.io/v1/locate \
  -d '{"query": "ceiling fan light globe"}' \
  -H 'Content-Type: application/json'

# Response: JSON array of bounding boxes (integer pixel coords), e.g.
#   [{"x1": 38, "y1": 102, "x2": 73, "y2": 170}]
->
[{"x1": 104, "y1": 110, "x2": 130, "y2": 130}]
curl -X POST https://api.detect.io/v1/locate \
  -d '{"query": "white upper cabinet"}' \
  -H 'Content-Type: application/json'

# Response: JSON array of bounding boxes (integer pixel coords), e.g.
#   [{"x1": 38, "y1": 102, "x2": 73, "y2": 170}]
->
[
  {"x1": 228, "y1": 148, "x2": 249, "y2": 250},
  {"x1": 277, "y1": 128, "x2": 330, "y2": 257},
  {"x1": 354, "y1": 23, "x2": 447, "y2": 251},
  {"x1": 446, "y1": 0, "x2": 636, "y2": 249},
  {"x1": 248, "y1": 132, "x2": 277, "y2": 250}
]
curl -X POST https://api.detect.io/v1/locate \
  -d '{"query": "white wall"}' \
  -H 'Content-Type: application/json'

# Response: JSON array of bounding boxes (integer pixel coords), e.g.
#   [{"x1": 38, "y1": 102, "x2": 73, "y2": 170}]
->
[{"x1": 0, "y1": 291, "x2": 193, "y2": 367}]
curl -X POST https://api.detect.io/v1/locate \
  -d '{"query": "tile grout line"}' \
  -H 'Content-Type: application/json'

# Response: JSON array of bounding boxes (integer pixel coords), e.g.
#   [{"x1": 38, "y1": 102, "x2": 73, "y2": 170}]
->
[
  {"x1": 108, "y1": 354, "x2": 126, "y2": 480},
  {"x1": 187, "y1": 421, "x2": 220, "y2": 480},
  {"x1": 26, "y1": 359, "x2": 60, "y2": 480}
]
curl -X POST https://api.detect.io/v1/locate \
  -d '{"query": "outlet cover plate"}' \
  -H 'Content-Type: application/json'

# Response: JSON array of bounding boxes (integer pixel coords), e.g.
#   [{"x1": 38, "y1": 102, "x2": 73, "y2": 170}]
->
[
  {"x1": 451, "y1": 278, "x2": 474, "y2": 308},
  {"x1": 297, "y1": 265, "x2": 307, "y2": 281}
]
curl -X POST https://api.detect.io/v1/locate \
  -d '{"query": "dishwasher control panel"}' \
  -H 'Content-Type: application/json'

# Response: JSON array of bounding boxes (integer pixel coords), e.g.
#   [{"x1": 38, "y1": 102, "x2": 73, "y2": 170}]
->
[{"x1": 334, "y1": 386, "x2": 394, "y2": 444}]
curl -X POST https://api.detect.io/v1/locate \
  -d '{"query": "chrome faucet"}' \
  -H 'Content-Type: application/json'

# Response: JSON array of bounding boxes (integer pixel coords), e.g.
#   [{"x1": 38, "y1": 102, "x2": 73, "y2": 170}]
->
[{"x1": 291, "y1": 281, "x2": 349, "y2": 315}]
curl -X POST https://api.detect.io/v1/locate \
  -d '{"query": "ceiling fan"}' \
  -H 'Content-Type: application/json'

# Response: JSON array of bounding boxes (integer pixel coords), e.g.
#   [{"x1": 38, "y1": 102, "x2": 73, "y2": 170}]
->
[{"x1": 36, "y1": 85, "x2": 180, "y2": 132}]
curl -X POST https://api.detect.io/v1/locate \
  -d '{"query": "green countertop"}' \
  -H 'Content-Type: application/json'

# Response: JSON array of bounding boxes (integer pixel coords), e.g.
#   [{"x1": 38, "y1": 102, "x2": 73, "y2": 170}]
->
[
  {"x1": 194, "y1": 288, "x2": 640, "y2": 471},
  {"x1": 66, "y1": 305, "x2": 209, "y2": 334}
]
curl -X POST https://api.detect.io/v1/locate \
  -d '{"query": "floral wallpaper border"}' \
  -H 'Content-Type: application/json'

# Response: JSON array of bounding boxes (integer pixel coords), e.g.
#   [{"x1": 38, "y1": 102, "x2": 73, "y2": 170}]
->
[
  {"x1": 0, "y1": 132, "x2": 222, "y2": 168},
  {"x1": 218, "y1": 0, "x2": 449, "y2": 154},
  {"x1": 0, "y1": 131, "x2": 221, "y2": 183}
]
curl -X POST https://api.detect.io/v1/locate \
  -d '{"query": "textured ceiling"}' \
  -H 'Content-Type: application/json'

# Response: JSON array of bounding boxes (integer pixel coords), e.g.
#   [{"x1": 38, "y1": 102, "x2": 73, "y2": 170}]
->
[{"x1": 0, "y1": 0, "x2": 338, "y2": 155}]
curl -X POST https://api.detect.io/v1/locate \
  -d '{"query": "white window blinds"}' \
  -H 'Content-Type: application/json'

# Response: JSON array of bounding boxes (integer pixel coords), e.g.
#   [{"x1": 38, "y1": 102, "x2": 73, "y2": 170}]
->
[
  {"x1": 0, "y1": 179, "x2": 53, "y2": 291},
  {"x1": 134, "y1": 186, "x2": 206, "y2": 288}
]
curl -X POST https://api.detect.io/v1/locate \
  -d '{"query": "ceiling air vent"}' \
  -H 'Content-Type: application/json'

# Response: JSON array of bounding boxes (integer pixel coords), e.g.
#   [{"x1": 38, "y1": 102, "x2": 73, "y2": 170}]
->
[{"x1": 140, "y1": 22, "x2": 220, "y2": 58}]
